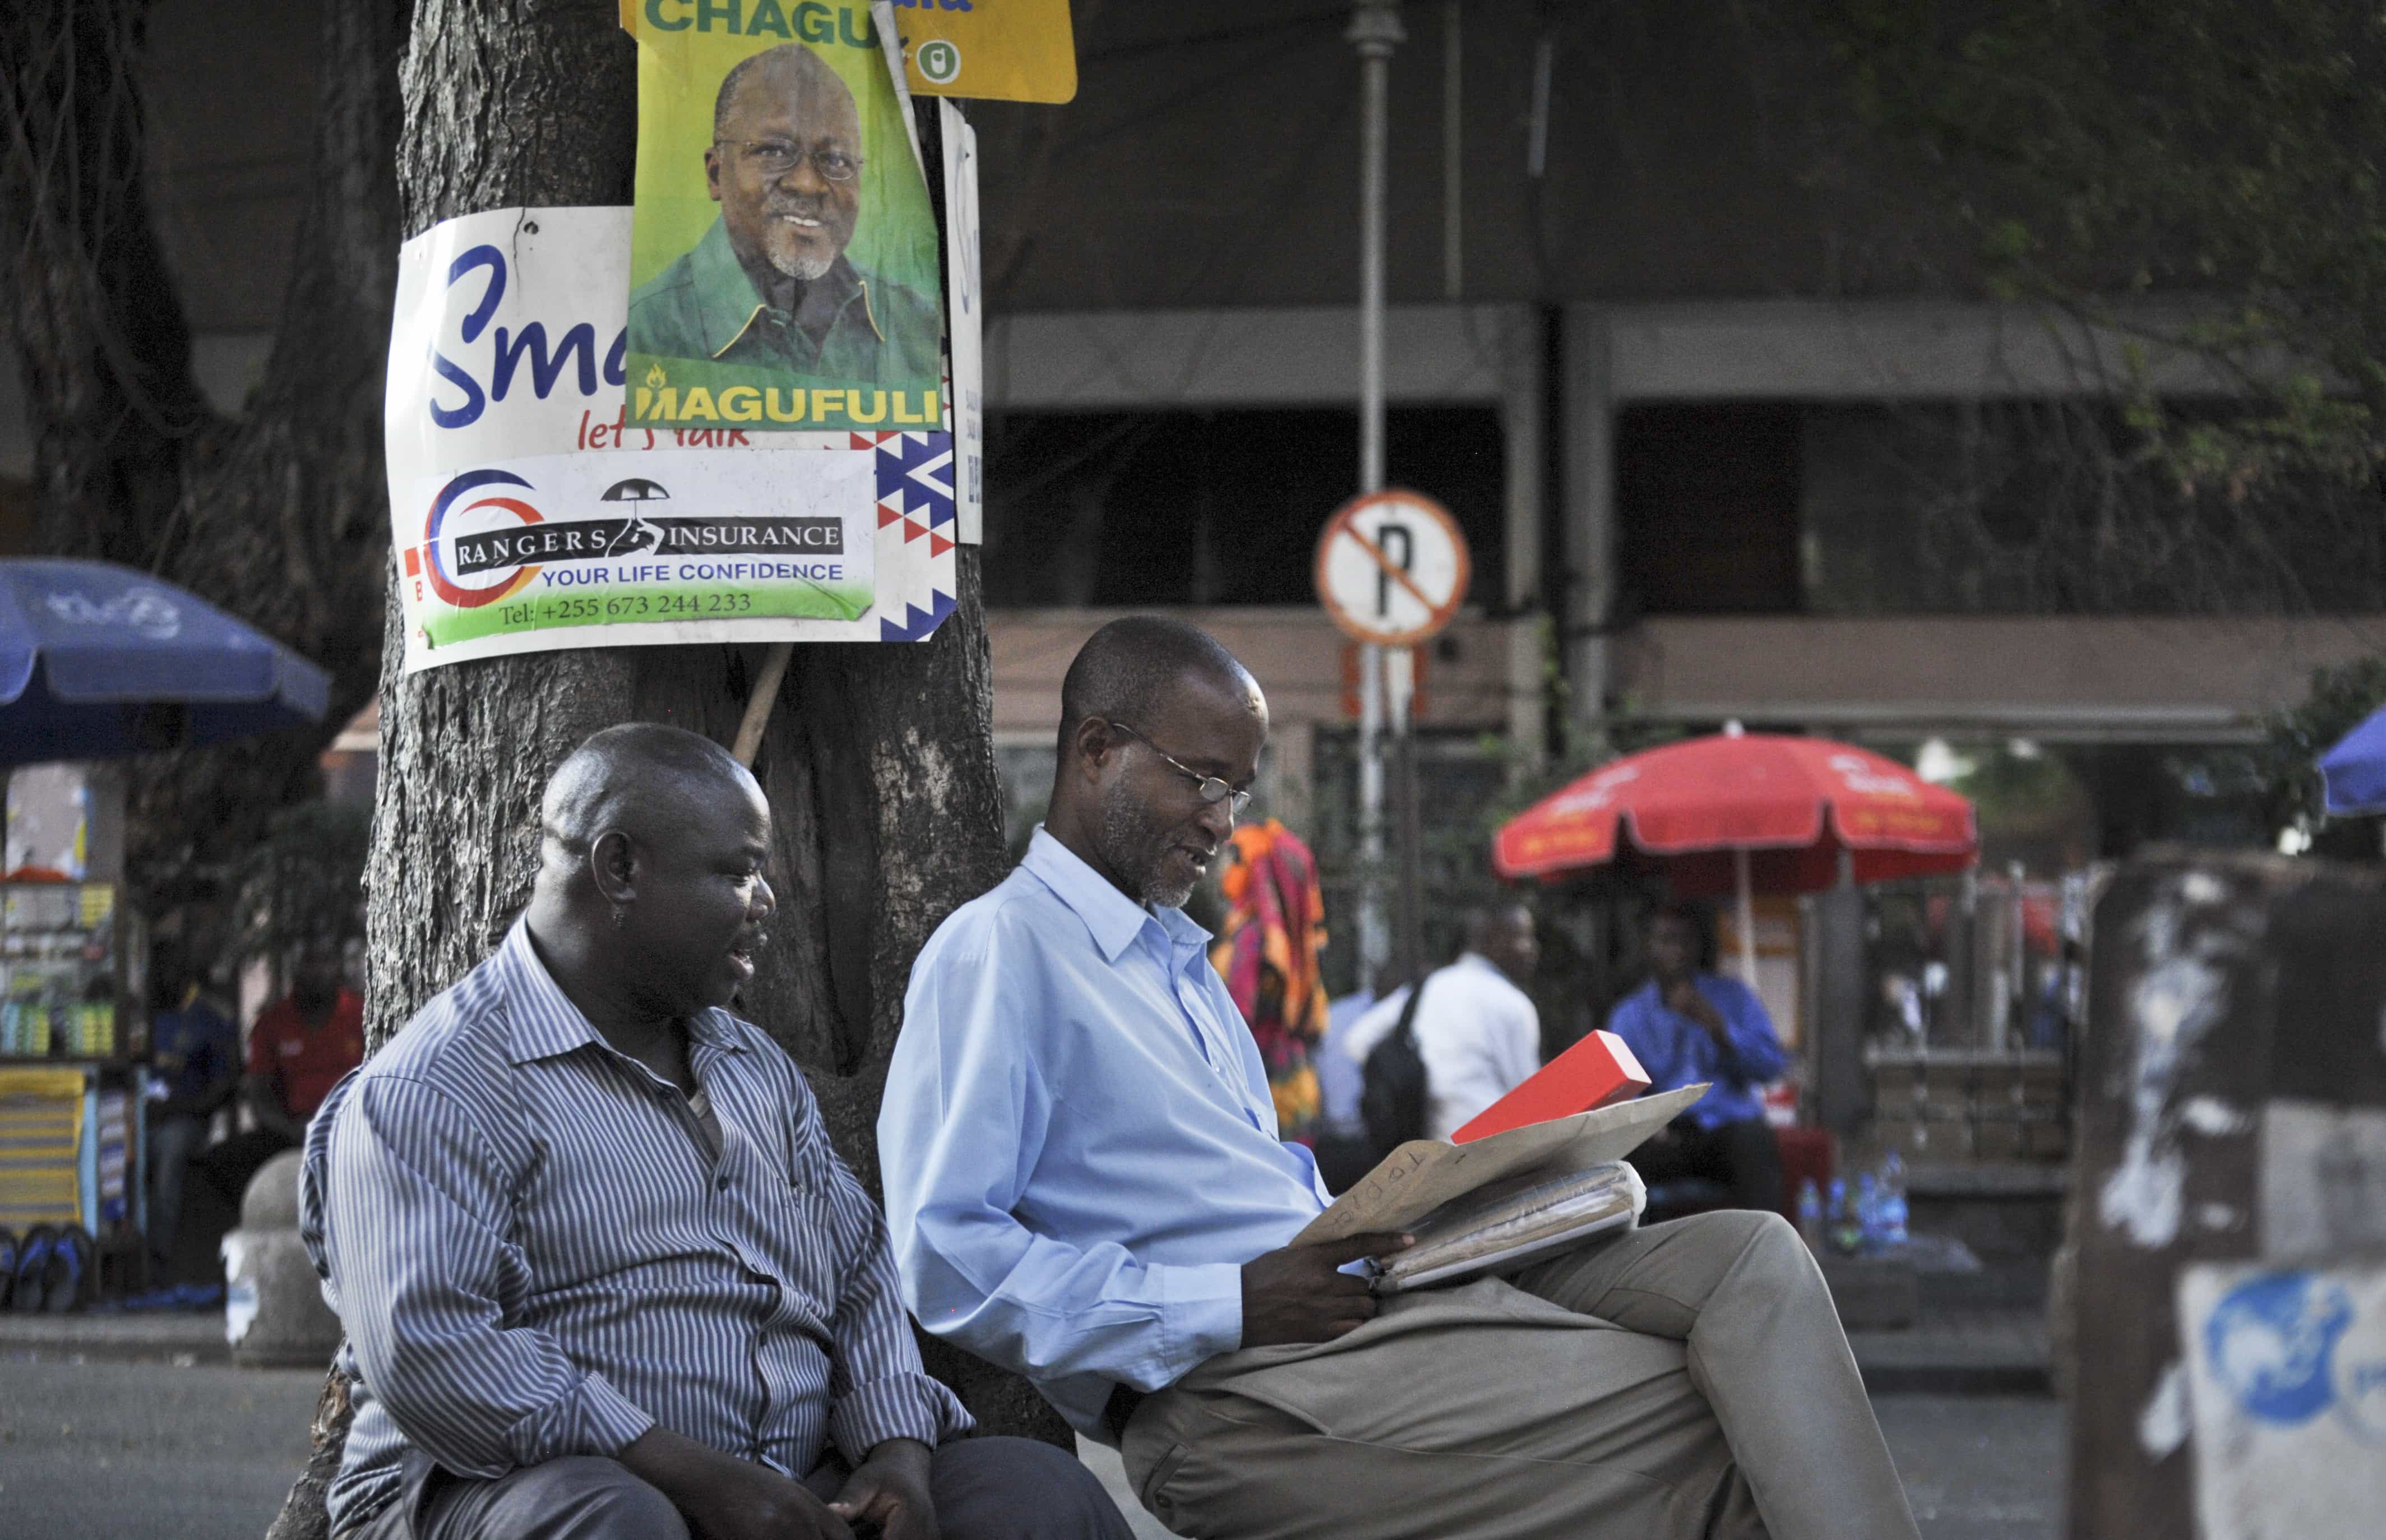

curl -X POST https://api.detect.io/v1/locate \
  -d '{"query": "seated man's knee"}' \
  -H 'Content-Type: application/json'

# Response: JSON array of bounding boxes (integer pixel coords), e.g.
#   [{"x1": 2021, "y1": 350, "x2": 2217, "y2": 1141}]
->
[
  {"x1": 931, "y1": 1435, "x2": 1134, "y2": 1540},
  {"x1": 1723, "y1": 1206, "x2": 1819, "y2": 1283},
  {"x1": 1682, "y1": 1205, "x2": 1804, "y2": 1264}
]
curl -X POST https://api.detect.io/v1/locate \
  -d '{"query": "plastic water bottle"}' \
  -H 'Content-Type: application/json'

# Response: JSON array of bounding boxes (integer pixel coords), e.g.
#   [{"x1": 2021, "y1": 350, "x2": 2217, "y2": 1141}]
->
[
  {"x1": 1796, "y1": 1178, "x2": 1824, "y2": 1251},
  {"x1": 1856, "y1": 1172, "x2": 1881, "y2": 1254},
  {"x1": 1827, "y1": 1177, "x2": 1861, "y2": 1256},
  {"x1": 1878, "y1": 1151, "x2": 1910, "y2": 1247}
]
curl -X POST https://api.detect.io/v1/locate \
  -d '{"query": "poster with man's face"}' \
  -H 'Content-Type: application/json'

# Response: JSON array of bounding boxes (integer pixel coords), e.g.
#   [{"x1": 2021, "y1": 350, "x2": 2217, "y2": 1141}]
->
[{"x1": 624, "y1": 2, "x2": 945, "y2": 435}]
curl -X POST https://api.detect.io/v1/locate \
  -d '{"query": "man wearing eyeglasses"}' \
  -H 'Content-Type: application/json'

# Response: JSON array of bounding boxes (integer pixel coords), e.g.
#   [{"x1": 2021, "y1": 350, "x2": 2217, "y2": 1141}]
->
[
  {"x1": 880, "y1": 616, "x2": 1921, "y2": 1540},
  {"x1": 628, "y1": 43, "x2": 941, "y2": 383}
]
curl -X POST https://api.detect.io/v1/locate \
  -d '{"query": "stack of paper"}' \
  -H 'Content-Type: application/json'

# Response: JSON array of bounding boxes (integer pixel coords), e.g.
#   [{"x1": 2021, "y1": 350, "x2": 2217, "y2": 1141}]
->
[
  {"x1": 1298, "y1": 1081, "x2": 1708, "y2": 1268},
  {"x1": 1374, "y1": 1162, "x2": 1644, "y2": 1292}
]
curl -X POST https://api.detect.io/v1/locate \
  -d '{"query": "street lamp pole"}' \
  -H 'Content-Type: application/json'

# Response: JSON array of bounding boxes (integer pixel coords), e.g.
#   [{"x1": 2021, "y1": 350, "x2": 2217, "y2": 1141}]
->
[{"x1": 1349, "y1": 0, "x2": 1404, "y2": 996}]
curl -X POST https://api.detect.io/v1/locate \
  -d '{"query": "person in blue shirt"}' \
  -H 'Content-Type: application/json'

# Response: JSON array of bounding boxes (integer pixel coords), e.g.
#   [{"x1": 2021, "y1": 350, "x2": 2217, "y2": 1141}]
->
[
  {"x1": 145, "y1": 969, "x2": 239, "y2": 1275},
  {"x1": 881, "y1": 617, "x2": 1920, "y2": 1540},
  {"x1": 1609, "y1": 900, "x2": 1791, "y2": 1215}
]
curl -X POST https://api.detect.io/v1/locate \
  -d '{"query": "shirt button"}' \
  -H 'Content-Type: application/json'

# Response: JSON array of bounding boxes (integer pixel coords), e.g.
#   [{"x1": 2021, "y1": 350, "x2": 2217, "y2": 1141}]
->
[{"x1": 716, "y1": 1174, "x2": 730, "y2": 1192}]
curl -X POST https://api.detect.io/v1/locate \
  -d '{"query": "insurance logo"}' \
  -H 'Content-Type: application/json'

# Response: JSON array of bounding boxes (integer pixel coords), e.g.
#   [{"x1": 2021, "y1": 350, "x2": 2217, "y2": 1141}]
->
[{"x1": 415, "y1": 470, "x2": 845, "y2": 608}]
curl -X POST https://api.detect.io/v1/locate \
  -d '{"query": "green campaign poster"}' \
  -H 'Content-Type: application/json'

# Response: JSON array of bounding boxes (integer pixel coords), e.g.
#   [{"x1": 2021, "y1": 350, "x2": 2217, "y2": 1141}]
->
[{"x1": 623, "y1": 1, "x2": 945, "y2": 435}]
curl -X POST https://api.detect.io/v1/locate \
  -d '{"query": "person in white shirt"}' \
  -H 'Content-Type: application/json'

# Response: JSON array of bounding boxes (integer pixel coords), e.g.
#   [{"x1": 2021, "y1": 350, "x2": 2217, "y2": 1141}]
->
[{"x1": 1340, "y1": 903, "x2": 1543, "y2": 1140}]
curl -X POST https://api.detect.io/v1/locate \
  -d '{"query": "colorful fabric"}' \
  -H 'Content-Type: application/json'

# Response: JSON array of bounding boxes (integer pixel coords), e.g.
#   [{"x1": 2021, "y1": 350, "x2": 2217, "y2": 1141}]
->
[{"x1": 1209, "y1": 820, "x2": 1330, "y2": 1142}]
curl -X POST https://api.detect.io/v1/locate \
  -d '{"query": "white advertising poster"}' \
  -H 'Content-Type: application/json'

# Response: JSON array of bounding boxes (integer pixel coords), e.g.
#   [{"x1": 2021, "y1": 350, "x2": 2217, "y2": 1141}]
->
[
  {"x1": 2178, "y1": 1260, "x2": 2386, "y2": 1539},
  {"x1": 385, "y1": 206, "x2": 958, "y2": 671},
  {"x1": 941, "y1": 101, "x2": 984, "y2": 543}
]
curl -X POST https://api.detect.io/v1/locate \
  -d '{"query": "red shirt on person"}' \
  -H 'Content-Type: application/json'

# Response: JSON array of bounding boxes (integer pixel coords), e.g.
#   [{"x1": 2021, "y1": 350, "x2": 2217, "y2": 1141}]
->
[{"x1": 246, "y1": 989, "x2": 366, "y2": 1123}]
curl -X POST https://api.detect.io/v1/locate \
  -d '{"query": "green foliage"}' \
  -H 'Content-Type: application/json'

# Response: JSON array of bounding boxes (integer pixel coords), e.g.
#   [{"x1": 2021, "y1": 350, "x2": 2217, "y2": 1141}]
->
[
  {"x1": 2257, "y1": 655, "x2": 2386, "y2": 848},
  {"x1": 232, "y1": 799, "x2": 370, "y2": 966},
  {"x1": 1947, "y1": 742, "x2": 2082, "y2": 825},
  {"x1": 1821, "y1": 0, "x2": 2386, "y2": 493}
]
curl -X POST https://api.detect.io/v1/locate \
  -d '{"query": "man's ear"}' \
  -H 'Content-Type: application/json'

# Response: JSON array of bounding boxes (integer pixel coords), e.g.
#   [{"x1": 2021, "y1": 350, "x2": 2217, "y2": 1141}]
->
[
  {"x1": 1067, "y1": 716, "x2": 1121, "y2": 788},
  {"x1": 705, "y1": 145, "x2": 725, "y2": 203},
  {"x1": 588, "y1": 829, "x2": 639, "y2": 908}
]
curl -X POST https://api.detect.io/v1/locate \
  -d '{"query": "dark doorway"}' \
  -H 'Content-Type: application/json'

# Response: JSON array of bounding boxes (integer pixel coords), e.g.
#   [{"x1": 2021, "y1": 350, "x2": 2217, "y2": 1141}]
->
[{"x1": 1616, "y1": 403, "x2": 1802, "y2": 615}]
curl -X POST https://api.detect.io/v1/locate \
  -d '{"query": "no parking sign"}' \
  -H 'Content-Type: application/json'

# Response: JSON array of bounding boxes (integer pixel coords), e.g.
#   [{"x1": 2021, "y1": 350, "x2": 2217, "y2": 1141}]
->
[{"x1": 1313, "y1": 489, "x2": 1471, "y2": 646}]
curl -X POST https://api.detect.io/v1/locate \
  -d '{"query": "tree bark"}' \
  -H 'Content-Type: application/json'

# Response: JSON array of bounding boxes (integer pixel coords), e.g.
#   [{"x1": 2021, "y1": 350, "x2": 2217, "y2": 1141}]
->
[{"x1": 262, "y1": 4, "x2": 1066, "y2": 1533}]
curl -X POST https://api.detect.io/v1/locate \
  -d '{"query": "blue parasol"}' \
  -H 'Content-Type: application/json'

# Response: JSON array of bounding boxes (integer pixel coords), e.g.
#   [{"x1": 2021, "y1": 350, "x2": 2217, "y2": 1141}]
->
[
  {"x1": 0, "y1": 559, "x2": 332, "y2": 767},
  {"x1": 2319, "y1": 704, "x2": 2386, "y2": 816}
]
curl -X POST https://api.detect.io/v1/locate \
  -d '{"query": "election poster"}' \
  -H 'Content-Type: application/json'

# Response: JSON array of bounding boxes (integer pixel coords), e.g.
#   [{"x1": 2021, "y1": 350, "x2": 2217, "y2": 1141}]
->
[
  {"x1": 622, "y1": 1, "x2": 946, "y2": 436},
  {"x1": 384, "y1": 205, "x2": 960, "y2": 673}
]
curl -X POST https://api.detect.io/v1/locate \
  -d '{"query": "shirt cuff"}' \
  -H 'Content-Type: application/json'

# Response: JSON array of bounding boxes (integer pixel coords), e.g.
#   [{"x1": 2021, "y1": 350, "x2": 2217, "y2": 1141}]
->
[
  {"x1": 1155, "y1": 1261, "x2": 1246, "y2": 1385},
  {"x1": 508, "y1": 1371, "x2": 655, "y2": 1467},
  {"x1": 829, "y1": 1372, "x2": 975, "y2": 1463}
]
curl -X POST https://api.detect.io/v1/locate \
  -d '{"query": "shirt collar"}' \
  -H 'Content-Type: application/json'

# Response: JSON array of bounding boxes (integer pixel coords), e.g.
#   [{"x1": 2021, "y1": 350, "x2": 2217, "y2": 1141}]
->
[
  {"x1": 1021, "y1": 826, "x2": 1212, "y2": 966},
  {"x1": 497, "y1": 918, "x2": 747, "y2": 1066},
  {"x1": 689, "y1": 216, "x2": 878, "y2": 359}
]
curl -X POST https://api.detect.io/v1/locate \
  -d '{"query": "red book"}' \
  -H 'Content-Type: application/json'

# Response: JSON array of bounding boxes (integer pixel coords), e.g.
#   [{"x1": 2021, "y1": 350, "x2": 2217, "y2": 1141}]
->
[{"x1": 1451, "y1": 1030, "x2": 1653, "y2": 1145}]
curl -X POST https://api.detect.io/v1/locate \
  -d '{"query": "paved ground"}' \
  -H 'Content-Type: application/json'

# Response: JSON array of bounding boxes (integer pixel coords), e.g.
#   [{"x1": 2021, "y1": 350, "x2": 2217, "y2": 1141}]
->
[
  {"x1": 1851, "y1": 1309, "x2": 2054, "y2": 1395},
  {"x1": 0, "y1": 1340, "x2": 2064, "y2": 1540},
  {"x1": 1877, "y1": 1396, "x2": 2066, "y2": 1540},
  {"x1": 0, "y1": 1354, "x2": 320, "y2": 1540}
]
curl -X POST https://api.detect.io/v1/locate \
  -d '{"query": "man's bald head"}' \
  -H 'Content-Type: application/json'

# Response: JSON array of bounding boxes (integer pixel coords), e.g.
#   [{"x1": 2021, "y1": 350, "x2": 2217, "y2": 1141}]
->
[
  {"x1": 529, "y1": 723, "x2": 777, "y2": 1023},
  {"x1": 540, "y1": 722, "x2": 759, "y2": 879},
  {"x1": 1056, "y1": 616, "x2": 1259, "y2": 759}
]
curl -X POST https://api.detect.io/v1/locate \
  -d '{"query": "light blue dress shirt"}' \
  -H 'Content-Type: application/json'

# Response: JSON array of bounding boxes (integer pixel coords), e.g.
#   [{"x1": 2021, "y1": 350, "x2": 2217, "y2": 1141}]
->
[{"x1": 880, "y1": 828, "x2": 1333, "y2": 1440}]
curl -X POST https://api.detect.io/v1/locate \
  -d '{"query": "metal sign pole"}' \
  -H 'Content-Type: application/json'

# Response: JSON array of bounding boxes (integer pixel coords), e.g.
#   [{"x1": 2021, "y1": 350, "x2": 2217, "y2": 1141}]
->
[
  {"x1": 1388, "y1": 646, "x2": 1425, "y2": 987},
  {"x1": 1349, "y1": 0, "x2": 1403, "y2": 995}
]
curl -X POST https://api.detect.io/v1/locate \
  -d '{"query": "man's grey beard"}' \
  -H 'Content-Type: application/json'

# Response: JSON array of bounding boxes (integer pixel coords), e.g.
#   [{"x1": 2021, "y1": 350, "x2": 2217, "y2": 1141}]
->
[
  {"x1": 769, "y1": 248, "x2": 835, "y2": 282},
  {"x1": 1098, "y1": 784, "x2": 1196, "y2": 909}
]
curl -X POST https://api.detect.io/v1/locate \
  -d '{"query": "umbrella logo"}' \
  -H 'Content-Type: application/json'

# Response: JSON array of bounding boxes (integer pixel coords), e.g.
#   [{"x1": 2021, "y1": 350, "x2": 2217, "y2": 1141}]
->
[
  {"x1": 599, "y1": 478, "x2": 668, "y2": 557},
  {"x1": 46, "y1": 587, "x2": 183, "y2": 641}
]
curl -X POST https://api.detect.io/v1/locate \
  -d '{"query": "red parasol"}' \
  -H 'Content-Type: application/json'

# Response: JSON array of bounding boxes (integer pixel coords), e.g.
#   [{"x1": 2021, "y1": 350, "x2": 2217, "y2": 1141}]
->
[{"x1": 1493, "y1": 725, "x2": 1978, "y2": 982}]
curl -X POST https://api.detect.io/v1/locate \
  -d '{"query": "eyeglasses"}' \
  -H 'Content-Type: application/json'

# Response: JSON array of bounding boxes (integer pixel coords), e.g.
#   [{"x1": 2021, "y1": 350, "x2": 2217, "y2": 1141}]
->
[
  {"x1": 715, "y1": 140, "x2": 864, "y2": 182},
  {"x1": 1109, "y1": 722, "x2": 1253, "y2": 816}
]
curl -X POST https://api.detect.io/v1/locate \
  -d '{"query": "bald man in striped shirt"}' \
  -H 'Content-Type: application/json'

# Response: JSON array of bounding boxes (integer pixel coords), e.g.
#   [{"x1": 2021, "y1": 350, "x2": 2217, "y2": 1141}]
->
[{"x1": 301, "y1": 724, "x2": 1128, "y2": 1540}]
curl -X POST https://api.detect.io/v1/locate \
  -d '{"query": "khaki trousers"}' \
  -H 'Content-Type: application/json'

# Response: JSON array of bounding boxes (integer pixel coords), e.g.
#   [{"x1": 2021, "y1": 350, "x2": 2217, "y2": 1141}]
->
[{"x1": 1119, "y1": 1210, "x2": 1919, "y2": 1540}]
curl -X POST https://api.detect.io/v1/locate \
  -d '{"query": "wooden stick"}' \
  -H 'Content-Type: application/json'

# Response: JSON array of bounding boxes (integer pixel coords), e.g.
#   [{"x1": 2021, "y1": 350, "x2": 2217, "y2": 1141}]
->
[{"x1": 732, "y1": 641, "x2": 794, "y2": 767}]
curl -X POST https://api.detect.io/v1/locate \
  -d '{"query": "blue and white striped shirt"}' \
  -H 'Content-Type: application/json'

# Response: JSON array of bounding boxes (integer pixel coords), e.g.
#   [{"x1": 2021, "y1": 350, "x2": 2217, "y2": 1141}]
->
[{"x1": 299, "y1": 919, "x2": 970, "y2": 1530}]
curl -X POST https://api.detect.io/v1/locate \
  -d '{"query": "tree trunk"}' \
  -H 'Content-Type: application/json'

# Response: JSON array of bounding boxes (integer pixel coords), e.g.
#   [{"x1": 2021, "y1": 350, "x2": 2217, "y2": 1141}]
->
[{"x1": 267, "y1": 3, "x2": 1067, "y2": 1533}]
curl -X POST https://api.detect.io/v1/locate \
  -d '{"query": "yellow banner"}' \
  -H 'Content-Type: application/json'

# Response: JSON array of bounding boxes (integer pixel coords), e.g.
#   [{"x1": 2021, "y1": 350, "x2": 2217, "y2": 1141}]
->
[{"x1": 886, "y1": 0, "x2": 1076, "y2": 105}]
